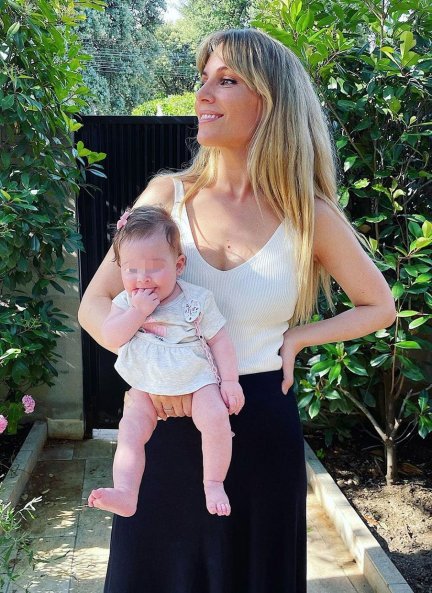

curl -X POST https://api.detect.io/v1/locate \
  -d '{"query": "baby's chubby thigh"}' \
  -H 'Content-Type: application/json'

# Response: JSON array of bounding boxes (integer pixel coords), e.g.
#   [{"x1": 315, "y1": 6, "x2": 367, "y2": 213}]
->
[
  {"x1": 120, "y1": 388, "x2": 158, "y2": 443},
  {"x1": 191, "y1": 384, "x2": 231, "y2": 436}
]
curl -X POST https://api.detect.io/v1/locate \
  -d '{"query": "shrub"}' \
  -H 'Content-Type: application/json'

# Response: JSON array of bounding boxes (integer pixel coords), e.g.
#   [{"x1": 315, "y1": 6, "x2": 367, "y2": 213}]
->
[
  {"x1": 0, "y1": 0, "x2": 106, "y2": 434},
  {"x1": 0, "y1": 496, "x2": 41, "y2": 589},
  {"x1": 254, "y1": 0, "x2": 432, "y2": 483},
  {"x1": 132, "y1": 91, "x2": 196, "y2": 116}
]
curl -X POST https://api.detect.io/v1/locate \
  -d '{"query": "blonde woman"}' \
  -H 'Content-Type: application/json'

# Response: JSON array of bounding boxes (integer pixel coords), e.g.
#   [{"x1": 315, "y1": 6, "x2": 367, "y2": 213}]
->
[{"x1": 79, "y1": 29, "x2": 395, "y2": 593}]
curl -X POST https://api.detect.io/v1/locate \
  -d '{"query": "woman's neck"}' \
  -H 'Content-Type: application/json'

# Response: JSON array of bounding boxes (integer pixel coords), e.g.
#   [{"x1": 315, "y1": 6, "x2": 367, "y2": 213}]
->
[{"x1": 213, "y1": 149, "x2": 254, "y2": 202}]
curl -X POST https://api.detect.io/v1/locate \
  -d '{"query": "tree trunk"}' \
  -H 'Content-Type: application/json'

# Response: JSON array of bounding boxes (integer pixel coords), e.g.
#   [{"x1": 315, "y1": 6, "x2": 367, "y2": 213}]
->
[
  {"x1": 385, "y1": 437, "x2": 398, "y2": 485},
  {"x1": 384, "y1": 371, "x2": 398, "y2": 484}
]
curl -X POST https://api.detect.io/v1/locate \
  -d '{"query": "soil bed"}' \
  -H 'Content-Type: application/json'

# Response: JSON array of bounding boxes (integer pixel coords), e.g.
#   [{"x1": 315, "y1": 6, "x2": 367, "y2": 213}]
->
[
  {"x1": 0, "y1": 424, "x2": 31, "y2": 483},
  {"x1": 306, "y1": 427, "x2": 432, "y2": 593}
]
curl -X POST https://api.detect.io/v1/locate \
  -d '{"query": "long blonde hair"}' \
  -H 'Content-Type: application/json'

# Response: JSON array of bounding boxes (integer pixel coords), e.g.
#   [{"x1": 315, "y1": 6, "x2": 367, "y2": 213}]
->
[{"x1": 160, "y1": 28, "x2": 354, "y2": 325}]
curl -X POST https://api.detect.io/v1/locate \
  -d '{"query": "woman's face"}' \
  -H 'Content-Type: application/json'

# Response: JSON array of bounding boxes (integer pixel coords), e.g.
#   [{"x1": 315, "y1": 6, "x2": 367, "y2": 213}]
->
[{"x1": 195, "y1": 51, "x2": 262, "y2": 150}]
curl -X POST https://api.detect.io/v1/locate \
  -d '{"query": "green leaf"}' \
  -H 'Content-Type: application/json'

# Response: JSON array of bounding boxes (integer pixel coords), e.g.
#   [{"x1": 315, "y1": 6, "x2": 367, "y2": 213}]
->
[
  {"x1": 2, "y1": 94, "x2": 15, "y2": 109},
  {"x1": 370, "y1": 353, "x2": 391, "y2": 367},
  {"x1": 389, "y1": 97, "x2": 401, "y2": 114},
  {"x1": 344, "y1": 360, "x2": 369, "y2": 376},
  {"x1": 7, "y1": 22, "x2": 21, "y2": 36},
  {"x1": 324, "y1": 389, "x2": 341, "y2": 400},
  {"x1": 413, "y1": 273, "x2": 432, "y2": 284},
  {"x1": 328, "y1": 363, "x2": 342, "y2": 383},
  {"x1": 392, "y1": 282, "x2": 404, "y2": 299},
  {"x1": 411, "y1": 238, "x2": 432, "y2": 251},
  {"x1": 297, "y1": 393, "x2": 314, "y2": 409},
  {"x1": 409, "y1": 316, "x2": 430, "y2": 329},
  {"x1": 408, "y1": 221, "x2": 422, "y2": 238},
  {"x1": 395, "y1": 341, "x2": 421, "y2": 349},
  {"x1": 296, "y1": 9, "x2": 314, "y2": 32},
  {"x1": 422, "y1": 221, "x2": 432, "y2": 238},
  {"x1": 400, "y1": 30, "x2": 416, "y2": 58},
  {"x1": 397, "y1": 310, "x2": 419, "y2": 317},
  {"x1": 400, "y1": 365, "x2": 424, "y2": 381},
  {"x1": 49, "y1": 280, "x2": 65, "y2": 293},
  {"x1": 338, "y1": 100, "x2": 357, "y2": 112},
  {"x1": 418, "y1": 416, "x2": 432, "y2": 439},
  {"x1": 310, "y1": 360, "x2": 333, "y2": 376},
  {"x1": 418, "y1": 394, "x2": 430, "y2": 413},
  {"x1": 11, "y1": 359, "x2": 28, "y2": 384},
  {"x1": 343, "y1": 156, "x2": 358, "y2": 172},
  {"x1": 352, "y1": 178, "x2": 370, "y2": 189},
  {"x1": 362, "y1": 391, "x2": 376, "y2": 407},
  {"x1": 308, "y1": 398, "x2": 321, "y2": 419}
]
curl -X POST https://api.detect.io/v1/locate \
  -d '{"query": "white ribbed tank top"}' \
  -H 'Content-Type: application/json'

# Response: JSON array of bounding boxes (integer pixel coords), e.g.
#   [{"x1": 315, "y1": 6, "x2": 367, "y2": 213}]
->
[{"x1": 171, "y1": 178, "x2": 299, "y2": 376}]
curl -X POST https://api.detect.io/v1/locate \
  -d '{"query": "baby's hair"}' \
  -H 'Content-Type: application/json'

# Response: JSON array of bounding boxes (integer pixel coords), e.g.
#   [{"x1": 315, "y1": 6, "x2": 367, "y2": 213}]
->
[{"x1": 112, "y1": 205, "x2": 182, "y2": 265}]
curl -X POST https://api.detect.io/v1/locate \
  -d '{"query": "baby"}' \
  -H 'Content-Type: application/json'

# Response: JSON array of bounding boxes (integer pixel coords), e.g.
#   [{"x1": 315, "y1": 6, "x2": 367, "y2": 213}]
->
[{"x1": 87, "y1": 205, "x2": 244, "y2": 517}]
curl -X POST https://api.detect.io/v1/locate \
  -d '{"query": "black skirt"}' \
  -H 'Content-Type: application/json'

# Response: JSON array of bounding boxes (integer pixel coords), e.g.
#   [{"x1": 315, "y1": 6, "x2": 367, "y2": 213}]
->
[{"x1": 103, "y1": 370, "x2": 307, "y2": 593}]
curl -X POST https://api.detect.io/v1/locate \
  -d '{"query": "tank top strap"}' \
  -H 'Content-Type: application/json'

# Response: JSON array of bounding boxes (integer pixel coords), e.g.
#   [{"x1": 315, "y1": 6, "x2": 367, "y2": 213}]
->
[
  {"x1": 172, "y1": 177, "x2": 184, "y2": 209},
  {"x1": 171, "y1": 177, "x2": 192, "y2": 238}
]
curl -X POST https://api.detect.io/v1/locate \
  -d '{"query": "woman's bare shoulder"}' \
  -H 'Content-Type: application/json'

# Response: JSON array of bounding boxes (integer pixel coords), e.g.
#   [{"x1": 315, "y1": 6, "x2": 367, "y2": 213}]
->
[{"x1": 134, "y1": 175, "x2": 176, "y2": 211}]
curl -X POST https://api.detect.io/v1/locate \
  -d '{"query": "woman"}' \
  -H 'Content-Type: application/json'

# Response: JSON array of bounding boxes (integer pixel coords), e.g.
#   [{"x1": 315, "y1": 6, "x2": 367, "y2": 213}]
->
[{"x1": 78, "y1": 29, "x2": 396, "y2": 593}]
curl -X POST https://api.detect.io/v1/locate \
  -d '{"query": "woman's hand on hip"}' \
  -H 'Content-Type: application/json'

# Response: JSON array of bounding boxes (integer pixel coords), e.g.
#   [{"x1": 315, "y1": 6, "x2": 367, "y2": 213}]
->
[
  {"x1": 280, "y1": 328, "x2": 303, "y2": 395},
  {"x1": 149, "y1": 393, "x2": 192, "y2": 420}
]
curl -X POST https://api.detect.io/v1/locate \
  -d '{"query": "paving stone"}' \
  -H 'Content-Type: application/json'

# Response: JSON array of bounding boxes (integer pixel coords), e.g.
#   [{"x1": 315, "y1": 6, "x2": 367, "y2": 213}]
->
[
  {"x1": 20, "y1": 460, "x2": 85, "y2": 538},
  {"x1": 40, "y1": 445, "x2": 74, "y2": 461},
  {"x1": 307, "y1": 490, "x2": 373, "y2": 593},
  {"x1": 6, "y1": 536, "x2": 74, "y2": 593},
  {"x1": 73, "y1": 440, "x2": 113, "y2": 460}
]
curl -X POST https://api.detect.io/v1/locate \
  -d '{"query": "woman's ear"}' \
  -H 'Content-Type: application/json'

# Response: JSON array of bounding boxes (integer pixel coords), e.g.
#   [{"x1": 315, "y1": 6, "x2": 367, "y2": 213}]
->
[{"x1": 176, "y1": 254, "x2": 187, "y2": 276}]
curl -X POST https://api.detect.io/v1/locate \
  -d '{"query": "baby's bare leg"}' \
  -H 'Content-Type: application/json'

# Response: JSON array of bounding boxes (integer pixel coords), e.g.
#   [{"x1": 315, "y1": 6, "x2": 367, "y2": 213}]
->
[
  {"x1": 88, "y1": 388, "x2": 157, "y2": 516},
  {"x1": 192, "y1": 384, "x2": 232, "y2": 516}
]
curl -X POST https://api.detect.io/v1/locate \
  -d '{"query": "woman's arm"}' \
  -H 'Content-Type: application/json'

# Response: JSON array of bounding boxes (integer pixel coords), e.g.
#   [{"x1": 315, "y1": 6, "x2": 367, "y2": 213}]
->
[
  {"x1": 78, "y1": 176, "x2": 175, "y2": 350},
  {"x1": 281, "y1": 199, "x2": 396, "y2": 393},
  {"x1": 78, "y1": 176, "x2": 193, "y2": 417}
]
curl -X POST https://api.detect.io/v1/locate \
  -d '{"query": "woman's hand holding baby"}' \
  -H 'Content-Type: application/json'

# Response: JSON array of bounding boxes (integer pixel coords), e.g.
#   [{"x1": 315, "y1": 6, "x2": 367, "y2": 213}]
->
[{"x1": 131, "y1": 288, "x2": 160, "y2": 318}]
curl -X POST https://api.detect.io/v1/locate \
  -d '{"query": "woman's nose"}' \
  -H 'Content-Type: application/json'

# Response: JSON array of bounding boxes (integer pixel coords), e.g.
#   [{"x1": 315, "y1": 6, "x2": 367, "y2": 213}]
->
[{"x1": 196, "y1": 82, "x2": 215, "y2": 103}]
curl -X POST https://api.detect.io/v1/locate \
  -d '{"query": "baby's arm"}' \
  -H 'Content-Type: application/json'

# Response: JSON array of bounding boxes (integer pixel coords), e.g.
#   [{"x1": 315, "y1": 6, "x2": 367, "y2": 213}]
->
[
  {"x1": 207, "y1": 328, "x2": 245, "y2": 415},
  {"x1": 101, "y1": 289, "x2": 160, "y2": 349}
]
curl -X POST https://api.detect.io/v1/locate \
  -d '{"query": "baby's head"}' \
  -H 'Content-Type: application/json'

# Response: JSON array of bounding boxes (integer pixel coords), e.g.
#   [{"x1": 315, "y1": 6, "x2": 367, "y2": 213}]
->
[{"x1": 113, "y1": 205, "x2": 185, "y2": 300}]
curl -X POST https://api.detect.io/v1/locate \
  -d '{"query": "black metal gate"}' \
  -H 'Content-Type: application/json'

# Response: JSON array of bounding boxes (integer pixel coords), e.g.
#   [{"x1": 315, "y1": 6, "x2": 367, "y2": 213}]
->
[{"x1": 76, "y1": 116, "x2": 197, "y2": 436}]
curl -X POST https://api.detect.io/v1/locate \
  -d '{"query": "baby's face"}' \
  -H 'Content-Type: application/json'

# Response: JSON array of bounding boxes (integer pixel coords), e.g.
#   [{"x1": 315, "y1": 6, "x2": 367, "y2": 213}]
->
[{"x1": 120, "y1": 234, "x2": 185, "y2": 302}]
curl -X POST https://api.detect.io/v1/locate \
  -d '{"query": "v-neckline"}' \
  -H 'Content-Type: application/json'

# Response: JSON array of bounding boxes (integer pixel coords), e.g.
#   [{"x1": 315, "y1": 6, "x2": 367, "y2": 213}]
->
[{"x1": 182, "y1": 201, "x2": 284, "y2": 274}]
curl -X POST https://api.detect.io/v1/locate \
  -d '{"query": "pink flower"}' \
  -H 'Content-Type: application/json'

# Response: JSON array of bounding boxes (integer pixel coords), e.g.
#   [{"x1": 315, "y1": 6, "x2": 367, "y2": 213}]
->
[
  {"x1": 22, "y1": 394, "x2": 35, "y2": 414},
  {"x1": 0, "y1": 415, "x2": 8, "y2": 434}
]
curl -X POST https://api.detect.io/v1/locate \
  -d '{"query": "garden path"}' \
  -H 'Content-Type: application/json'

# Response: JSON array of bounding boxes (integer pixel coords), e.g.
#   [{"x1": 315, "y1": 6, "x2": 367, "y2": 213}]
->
[{"x1": 6, "y1": 432, "x2": 373, "y2": 593}]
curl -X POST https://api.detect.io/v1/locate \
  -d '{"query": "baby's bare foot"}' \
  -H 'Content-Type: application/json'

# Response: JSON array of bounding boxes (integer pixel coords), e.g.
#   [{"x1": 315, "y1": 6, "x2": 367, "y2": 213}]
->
[
  {"x1": 203, "y1": 480, "x2": 231, "y2": 516},
  {"x1": 88, "y1": 487, "x2": 137, "y2": 517}
]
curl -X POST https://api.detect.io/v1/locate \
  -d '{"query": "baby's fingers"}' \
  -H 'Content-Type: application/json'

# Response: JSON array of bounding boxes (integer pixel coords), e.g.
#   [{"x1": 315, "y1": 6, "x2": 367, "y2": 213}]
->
[{"x1": 229, "y1": 394, "x2": 244, "y2": 415}]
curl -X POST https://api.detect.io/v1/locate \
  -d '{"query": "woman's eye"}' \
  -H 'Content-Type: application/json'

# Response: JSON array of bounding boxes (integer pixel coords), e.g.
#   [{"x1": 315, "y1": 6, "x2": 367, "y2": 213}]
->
[
  {"x1": 125, "y1": 268, "x2": 137, "y2": 274},
  {"x1": 221, "y1": 78, "x2": 236, "y2": 85}
]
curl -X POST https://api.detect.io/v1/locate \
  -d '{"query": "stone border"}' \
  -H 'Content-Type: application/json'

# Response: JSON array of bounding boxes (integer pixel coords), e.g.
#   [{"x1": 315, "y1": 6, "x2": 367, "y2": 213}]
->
[
  {"x1": 0, "y1": 421, "x2": 47, "y2": 509},
  {"x1": 305, "y1": 441, "x2": 414, "y2": 593}
]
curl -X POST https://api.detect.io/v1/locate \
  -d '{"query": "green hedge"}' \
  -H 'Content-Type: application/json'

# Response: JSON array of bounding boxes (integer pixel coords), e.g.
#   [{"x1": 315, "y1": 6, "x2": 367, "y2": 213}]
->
[
  {"x1": 132, "y1": 92, "x2": 196, "y2": 116},
  {"x1": 0, "y1": 0, "x2": 106, "y2": 434},
  {"x1": 255, "y1": 0, "x2": 432, "y2": 482}
]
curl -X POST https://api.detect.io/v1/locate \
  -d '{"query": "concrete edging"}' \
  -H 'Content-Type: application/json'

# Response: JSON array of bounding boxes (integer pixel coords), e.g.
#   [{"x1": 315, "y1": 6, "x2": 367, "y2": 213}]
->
[
  {"x1": 305, "y1": 441, "x2": 414, "y2": 593},
  {"x1": 0, "y1": 421, "x2": 48, "y2": 509}
]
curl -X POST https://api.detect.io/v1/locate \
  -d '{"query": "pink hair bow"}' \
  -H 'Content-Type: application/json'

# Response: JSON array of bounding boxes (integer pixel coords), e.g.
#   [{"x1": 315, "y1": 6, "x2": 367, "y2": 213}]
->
[{"x1": 117, "y1": 210, "x2": 130, "y2": 230}]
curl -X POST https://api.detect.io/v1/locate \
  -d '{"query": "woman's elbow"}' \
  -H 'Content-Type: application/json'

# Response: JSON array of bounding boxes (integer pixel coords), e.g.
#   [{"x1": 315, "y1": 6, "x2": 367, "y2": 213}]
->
[
  {"x1": 77, "y1": 301, "x2": 90, "y2": 331},
  {"x1": 380, "y1": 298, "x2": 397, "y2": 328}
]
